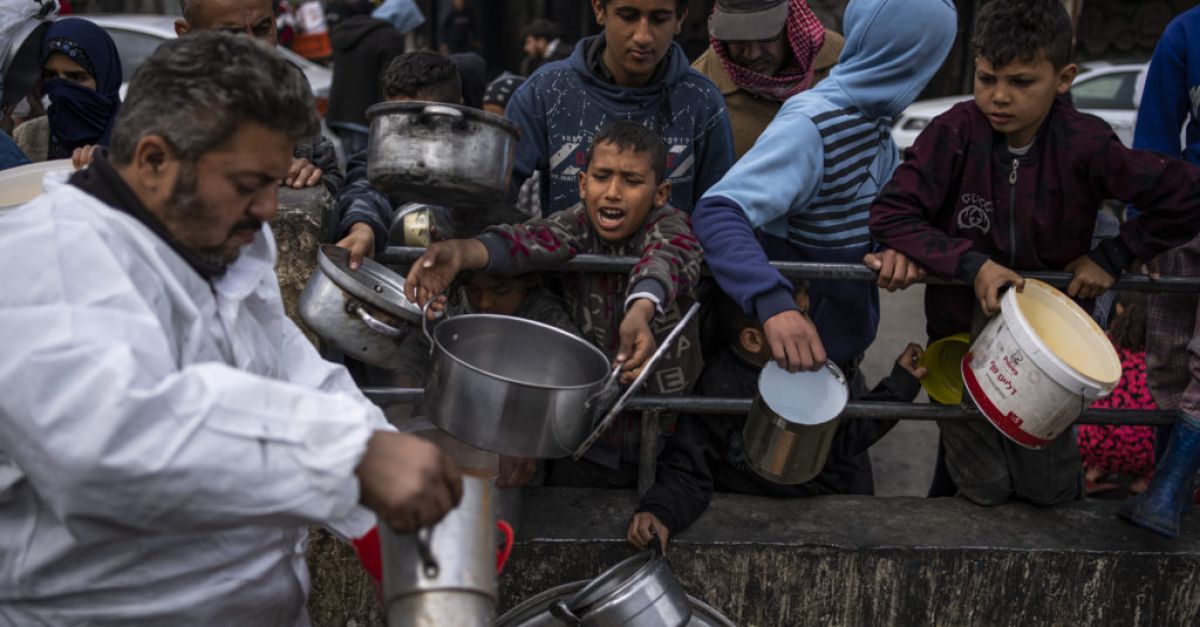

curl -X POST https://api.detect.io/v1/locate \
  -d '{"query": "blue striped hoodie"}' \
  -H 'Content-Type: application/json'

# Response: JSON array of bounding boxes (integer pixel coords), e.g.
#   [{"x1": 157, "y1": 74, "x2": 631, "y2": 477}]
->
[{"x1": 691, "y1": 0, "x2": 956, "y2": 364}]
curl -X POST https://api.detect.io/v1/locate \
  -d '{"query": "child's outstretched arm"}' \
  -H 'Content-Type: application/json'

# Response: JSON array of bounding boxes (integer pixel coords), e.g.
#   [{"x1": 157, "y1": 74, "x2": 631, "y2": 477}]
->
[
  {"x1": 404, "y1": 239, "x2": 489, "y2": 309},
  {"x1": 869, "y1": 115, "x2": 980, "y2": 283}
]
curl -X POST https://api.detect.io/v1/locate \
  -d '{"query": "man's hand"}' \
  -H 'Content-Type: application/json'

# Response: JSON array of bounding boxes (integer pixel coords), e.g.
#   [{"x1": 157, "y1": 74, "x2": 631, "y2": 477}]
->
[
  {"x1": 357, "y1": 432, "x2": 463, "y2": 533},
  {"x1": 497, "y1": 456, "x2": 536, "y2": 488},
  {"x1": 335, "y1": 223, "x2": 376, "y2": 270},
  {"x1": 404, "y1": 239, "x2": 489, "y2": 309},
  {"x1": 762, "y1": 309, "x2": 826, "y2": 372},
  {"x1": 864, "y1": 249, "x2": 927, "y2": 292},
  {"x1": 896, "y1": 342, "x2": 928, "y2": 380},
  {"x1": 617, "y1": 299, "x2": 657, "y2": 385},
  {"x1": 627, "y1": 511, "x2": 670, "y2": 554},
  {"x1": 974, "y1": 260, "x2": 1025, "y2": 317},
  {"x1": 71, "y1": 145, "x2": 98, "y2": 170},
  {"x1": 1065, "y1": 255, "x2": 1115, "y2": 299},
  {"x1": 285, "y1": 157, "x2": 323, "y2": 188}
]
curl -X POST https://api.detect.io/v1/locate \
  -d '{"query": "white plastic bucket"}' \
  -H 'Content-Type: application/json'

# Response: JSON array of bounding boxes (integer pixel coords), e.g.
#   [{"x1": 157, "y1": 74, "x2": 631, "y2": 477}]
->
[{"x1": 961, "y1": 279, "x2": 1121, "y2": 449}]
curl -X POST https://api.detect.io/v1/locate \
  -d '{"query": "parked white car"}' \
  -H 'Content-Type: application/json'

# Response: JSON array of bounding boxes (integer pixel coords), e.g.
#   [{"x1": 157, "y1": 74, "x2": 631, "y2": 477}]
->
[
  {"x1": 79, "y1": 14, "x2": 331, "y2": 112},
  {"x1": 892, "y1": 62, "x2": 1149, "y2": 149}
]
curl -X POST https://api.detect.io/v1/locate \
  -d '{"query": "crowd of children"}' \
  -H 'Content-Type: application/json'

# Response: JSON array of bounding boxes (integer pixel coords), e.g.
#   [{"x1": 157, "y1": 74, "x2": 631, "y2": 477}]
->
[{"x1": 332, "y1": 0, "x2": 1200, "y2": 546}]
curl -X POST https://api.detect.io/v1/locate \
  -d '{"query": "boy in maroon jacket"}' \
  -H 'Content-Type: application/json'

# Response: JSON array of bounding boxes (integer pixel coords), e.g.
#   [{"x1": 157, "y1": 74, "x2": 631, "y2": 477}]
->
[{"x1": 869, "y1": 0, "x2": 1200, "y2": 506}]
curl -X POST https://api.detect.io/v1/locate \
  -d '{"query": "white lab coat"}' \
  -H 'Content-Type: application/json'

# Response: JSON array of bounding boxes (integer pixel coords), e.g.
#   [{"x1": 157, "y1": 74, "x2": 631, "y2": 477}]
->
[{"x1": 0, "y1": 173, "x2": 389, "y2": 626}]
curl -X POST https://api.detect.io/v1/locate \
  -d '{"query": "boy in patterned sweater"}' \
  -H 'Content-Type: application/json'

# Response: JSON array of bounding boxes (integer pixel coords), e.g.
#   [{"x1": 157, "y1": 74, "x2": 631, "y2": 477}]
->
[{"x1": 405, "y1": 121, "x2": 703, "y2": 482}]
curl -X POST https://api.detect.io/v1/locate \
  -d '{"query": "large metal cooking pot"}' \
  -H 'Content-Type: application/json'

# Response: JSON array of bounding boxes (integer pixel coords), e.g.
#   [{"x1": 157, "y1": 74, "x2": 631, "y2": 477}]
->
[
  {"x1": 380, "y1": 471, "x2": 510, "y2": 627},
  {"x1": 366, "y1": 101, "x2": 519, "y2": 208},
  {"x1": 497, "y1": 580, "x2": 734, "y2": 627},
  {"x1": 743, "y1": 361, "x2": 848, "y2": 484},
  {"x1": 548, "y1": 549, "x2": 691, "y2": 627},
  {"x1": 298, "y1": 244, "x2": 421, "y2": 368},
  {"x1": 424, "y1": 312, "x2": 612, "y2": 458}
]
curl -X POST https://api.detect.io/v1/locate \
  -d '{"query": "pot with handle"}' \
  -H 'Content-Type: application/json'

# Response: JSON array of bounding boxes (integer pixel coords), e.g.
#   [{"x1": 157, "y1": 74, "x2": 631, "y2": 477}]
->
[
  {"x1": 742, "y1": 361, "x2": 849, "y2": 484},
  {"x1": 422, "y1": 303, "x2": 614, "y2": 458},
  {"x1": 547, "y1": 545, "x2": 692, "y2": 627},
  {"x1": 298, "y1": 244, "x2": 421, "y2": 368},
  {"x1": 366, "y1": 101, "x2": 519, "y2": 209},
  {"x1": 379, "y1": 471, "x2": 514, "y2": 627}
]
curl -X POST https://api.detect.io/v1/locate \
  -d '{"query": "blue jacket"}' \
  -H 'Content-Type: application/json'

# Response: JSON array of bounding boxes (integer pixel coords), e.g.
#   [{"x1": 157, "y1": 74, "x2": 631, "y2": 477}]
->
[
  {"x1": 505, "y1": 35, "x2": 734, "y2": 215},
  {"x1": 1134, "y1": 7, "x2": 1200, "y2": 167},
  {"x1": 0, "y1": 132, "x2": 29, "y2": 171},
  {"x1": 689, "y1": 0, "x2": 957, "y2": 364}
]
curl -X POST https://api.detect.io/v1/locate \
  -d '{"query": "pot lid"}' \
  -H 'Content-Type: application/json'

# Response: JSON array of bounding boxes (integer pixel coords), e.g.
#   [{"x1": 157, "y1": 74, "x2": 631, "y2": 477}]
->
[
  {"x1": 316, "y1": 244, "x2": 421, "y2": 322},
  {"x1": 758, "y1": 361, "x2": 848, "y2": 425},
  {"x1": 365, "y1": 99, "x2": 519, "y2": 138}
]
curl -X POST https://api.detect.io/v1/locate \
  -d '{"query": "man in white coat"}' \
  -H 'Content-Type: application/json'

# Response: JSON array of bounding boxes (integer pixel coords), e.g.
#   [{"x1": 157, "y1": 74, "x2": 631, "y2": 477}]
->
[{"x1": 0, "y1": 32, "x2": 461, "y2": 625}]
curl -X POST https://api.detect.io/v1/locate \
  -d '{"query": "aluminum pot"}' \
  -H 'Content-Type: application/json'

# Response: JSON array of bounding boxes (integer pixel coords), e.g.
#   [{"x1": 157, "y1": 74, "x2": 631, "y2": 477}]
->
[
  {"x1": 743, "y1": 361, "x2": 848, "y2": 484},
  {"x1": 366, "y1": 101, "x2": 519, "y2": 208},
  {"x1": 423, "y1": 312, "x2": 613, "y2": 458},
  {"x1": 497, "y1": 580, "x2": 734, "y2": 627},
  {"x1": 548, "y1": 549, "x2": 691, "y2": 627},
  {"x1": 298, "y1": 244, "x2": 421, "y2": 368},
  {"x1": 379, "y1": 472, "x2": 512, "y2": 627}
]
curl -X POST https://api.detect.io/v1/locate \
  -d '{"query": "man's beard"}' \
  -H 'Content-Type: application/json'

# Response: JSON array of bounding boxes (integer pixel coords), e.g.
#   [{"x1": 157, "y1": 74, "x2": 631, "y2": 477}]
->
[{"x1": 162, "y1": 163, "x2": 263, "y2": 269}]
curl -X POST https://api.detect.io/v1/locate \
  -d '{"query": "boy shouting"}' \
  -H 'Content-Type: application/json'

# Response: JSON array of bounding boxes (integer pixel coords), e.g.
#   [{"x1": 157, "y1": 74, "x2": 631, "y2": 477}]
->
[{"x1": 406, "y1": 121, "x2": 703, "y2": 482}]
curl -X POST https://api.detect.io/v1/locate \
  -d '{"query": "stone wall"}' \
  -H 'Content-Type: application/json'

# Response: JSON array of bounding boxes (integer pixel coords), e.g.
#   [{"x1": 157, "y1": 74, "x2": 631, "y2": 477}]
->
[{"x1": 499, "y1": 489, "x2": 1200, "y2": 626}]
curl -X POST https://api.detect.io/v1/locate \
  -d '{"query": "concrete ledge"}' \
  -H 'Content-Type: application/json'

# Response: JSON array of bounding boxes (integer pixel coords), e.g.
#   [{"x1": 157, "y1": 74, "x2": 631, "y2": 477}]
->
[{"x1": 499, "y1": 489, "x2": 1200, "y2": 626}]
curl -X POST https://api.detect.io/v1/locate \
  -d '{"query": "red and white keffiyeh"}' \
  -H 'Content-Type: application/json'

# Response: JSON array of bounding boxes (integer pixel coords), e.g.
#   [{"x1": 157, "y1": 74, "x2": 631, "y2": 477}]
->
[{"x1": 712, "y1": 0, "x2": 826, "y2": 102}]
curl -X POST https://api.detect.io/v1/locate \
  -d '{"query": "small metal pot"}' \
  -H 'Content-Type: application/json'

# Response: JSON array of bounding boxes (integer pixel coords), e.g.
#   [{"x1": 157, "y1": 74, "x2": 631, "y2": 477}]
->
[
  {"x1": 366, "y1": 101, "x2": 519, "y2": 209},
  {"x1": 423, "y1": 312, "x2": 612, "y2": 458},
  {"x1": 549, "y1": 549, "x2": 692, "y2": 627},
  {"x1": 743, "y1": 361, "x2": 848, "y2": 484},
  {"x1": 298, "y1": 244, "x2": 421, "y2": 368}
]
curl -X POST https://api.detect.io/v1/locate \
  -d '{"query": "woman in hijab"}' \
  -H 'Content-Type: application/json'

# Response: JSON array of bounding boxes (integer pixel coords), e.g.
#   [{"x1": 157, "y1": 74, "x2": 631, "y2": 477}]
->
[{"x1": 13, "y1": 18, "x2": 122, "y2": 163}]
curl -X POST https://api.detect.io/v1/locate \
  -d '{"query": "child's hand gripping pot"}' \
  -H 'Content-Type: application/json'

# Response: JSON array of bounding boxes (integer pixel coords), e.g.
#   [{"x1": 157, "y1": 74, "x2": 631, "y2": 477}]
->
[
  {"x1": 617, "y1": 299, "x2": 659, "y2": 385},
  {"x1": 405, "y1": 239, "x2": 491, "y2": 317}
]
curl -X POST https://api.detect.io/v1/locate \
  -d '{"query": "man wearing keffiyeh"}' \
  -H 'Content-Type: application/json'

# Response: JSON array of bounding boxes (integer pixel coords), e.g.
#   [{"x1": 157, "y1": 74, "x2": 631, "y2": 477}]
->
[{"x1": 693, "y1": 0, "x2": 844, "y2": 159}]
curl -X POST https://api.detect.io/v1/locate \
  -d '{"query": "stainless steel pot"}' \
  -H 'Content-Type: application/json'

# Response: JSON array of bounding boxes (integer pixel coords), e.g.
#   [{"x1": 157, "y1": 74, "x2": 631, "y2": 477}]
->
[
  {"x1": 379, "y1": 472, "x2": 499, "y2": 626},
  {"x1": 743, "y1": 361, "x2": 848, "y2": 484},
  {"x1": 388, "y1": 202, "x2": 435, "y2": 247},
  {"x1": 423, "y1": 312, "x2": 613, "y2": 458},
  {"x1": 497, "y1": 580, "x2": 734, "y2": 627},
  {"x1": 366, "y1": 101, "x2": 519, "y2": 208},
  {"x1": 548, "y1": 549, "x2": 692, "y2": 627},
  {"x1": 298, "y1": 244, "x2": 421, "y2": 368}
]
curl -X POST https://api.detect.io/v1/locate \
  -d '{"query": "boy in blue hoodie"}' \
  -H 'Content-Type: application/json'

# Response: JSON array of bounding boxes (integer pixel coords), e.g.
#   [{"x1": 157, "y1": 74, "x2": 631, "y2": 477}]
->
[
  {"x1": 690, "y1": 0, "x2": 956, "y2": 379},
  {"x1": 1121, "y1": 6, "x2": 1200, "y2": 539},
  {"x1": 505, "y1": 0, "x2": 735, "y2": 216}
]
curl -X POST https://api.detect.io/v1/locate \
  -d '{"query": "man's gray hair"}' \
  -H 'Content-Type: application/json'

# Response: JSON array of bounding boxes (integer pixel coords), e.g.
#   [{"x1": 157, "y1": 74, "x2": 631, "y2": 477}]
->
[{"x1": 108, "y1": 31, "x2": 317, "y2": 166}]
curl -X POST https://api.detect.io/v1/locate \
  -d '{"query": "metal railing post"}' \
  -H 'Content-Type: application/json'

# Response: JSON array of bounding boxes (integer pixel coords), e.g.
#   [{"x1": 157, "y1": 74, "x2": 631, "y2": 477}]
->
[{"x1": 638, "y1": 409, "x2": 660, "y2": 497}]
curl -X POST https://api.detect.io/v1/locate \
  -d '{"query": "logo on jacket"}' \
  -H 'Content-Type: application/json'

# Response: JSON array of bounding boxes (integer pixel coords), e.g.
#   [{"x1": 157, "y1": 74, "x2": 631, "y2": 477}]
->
[{"x1": 956, "y1": 192, "x2": 993, "y2": 233}]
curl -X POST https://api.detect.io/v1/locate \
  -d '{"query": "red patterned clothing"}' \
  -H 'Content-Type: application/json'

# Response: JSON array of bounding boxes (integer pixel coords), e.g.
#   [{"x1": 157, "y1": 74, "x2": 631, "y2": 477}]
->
[
  {"x1": 1079, "y1": 346, "x2": 1158, "y2": 480},
  {"x1": 478, "y1": 203, "x2": 704, "y2": 468}
]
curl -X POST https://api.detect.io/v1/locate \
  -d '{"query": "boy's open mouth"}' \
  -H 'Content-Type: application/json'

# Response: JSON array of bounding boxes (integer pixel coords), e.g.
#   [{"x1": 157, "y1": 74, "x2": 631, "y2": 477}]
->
[{"x1": 596, "y1": 207, "x2": 627, "y2": 231}]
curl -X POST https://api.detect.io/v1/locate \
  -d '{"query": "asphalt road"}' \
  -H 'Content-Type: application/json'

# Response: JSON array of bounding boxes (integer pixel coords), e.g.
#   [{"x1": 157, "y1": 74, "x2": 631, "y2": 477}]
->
[{"x1": 859, "y1": 285, "x2": 940, "y2": 497}]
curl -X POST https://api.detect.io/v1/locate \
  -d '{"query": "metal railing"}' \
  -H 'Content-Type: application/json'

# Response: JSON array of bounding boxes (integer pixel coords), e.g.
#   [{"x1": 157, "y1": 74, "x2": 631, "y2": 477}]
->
[{"x1": 372, "y1": 245, "x2": 1198, "y2": 494}]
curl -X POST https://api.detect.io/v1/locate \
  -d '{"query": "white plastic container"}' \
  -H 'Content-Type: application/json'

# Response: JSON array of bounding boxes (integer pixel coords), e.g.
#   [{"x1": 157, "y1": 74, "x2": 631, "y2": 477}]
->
[
  {"x1": 961, "y1": 279, "x2": 1122, "y2": 449},
  {"x1": 0, "y1": 159, "x2": 72, "y2": 211}
]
